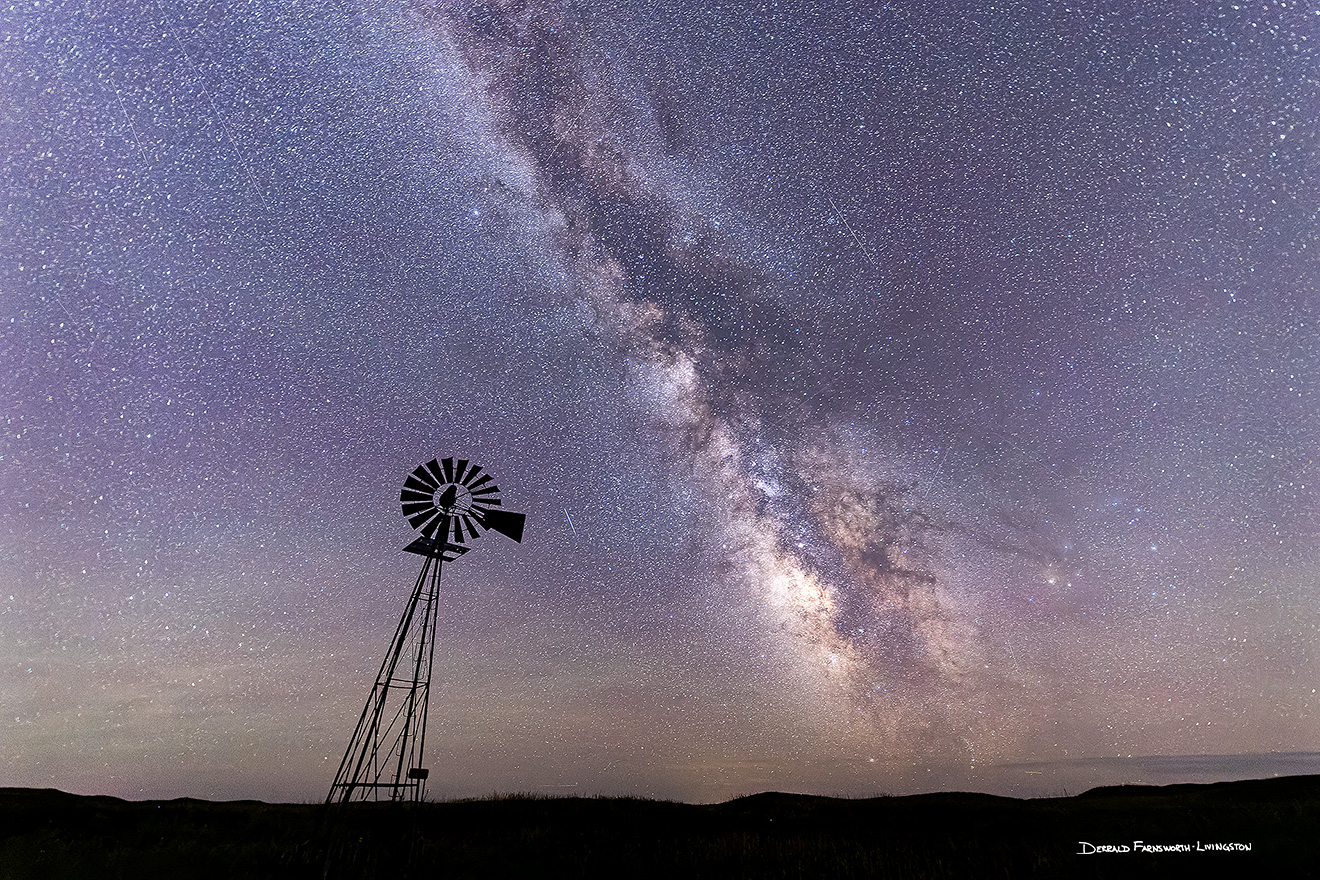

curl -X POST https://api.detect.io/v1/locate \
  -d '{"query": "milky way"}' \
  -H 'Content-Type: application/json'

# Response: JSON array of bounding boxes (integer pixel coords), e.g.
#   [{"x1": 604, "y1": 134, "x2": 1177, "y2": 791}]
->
[{"x1": 2, "y1": 0, "x2": 1317, "y2": 801}]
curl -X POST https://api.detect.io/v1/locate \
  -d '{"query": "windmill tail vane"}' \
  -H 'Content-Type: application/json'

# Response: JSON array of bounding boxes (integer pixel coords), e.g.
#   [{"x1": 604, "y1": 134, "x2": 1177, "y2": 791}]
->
[{"x1": 327, "y1": 456, "x2": 525, "y2": 805}]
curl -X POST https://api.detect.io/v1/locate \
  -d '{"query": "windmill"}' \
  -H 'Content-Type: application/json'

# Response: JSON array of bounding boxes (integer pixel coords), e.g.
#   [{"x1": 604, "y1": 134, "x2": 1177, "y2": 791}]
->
[{"x1": 326, "y1": 456, "x2": 526, "y2": 804}]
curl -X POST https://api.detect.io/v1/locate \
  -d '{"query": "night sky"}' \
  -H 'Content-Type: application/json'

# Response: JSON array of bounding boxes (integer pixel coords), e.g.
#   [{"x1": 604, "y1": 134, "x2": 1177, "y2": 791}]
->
[{"x1": 3, "y1": 0, "x2": 1317, "y2": 803}]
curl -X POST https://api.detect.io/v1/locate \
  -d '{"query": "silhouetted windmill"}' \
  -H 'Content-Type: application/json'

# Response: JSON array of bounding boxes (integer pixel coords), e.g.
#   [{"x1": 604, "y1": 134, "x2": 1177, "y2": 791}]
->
[{"x1": 327, "y1": 457, "x2": 525, "y2": 804}]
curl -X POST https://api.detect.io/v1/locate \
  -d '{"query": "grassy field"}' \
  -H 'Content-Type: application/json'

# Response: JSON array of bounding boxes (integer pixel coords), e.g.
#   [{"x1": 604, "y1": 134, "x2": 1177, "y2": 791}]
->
[{"x1": 1, "y1": 775, "x2": 1314, "y2": 878}]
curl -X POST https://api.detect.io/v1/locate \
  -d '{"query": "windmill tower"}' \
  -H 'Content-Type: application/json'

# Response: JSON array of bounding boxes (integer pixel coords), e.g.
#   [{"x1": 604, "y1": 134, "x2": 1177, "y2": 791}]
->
[{"x1": 326, "y1": 456, "x2": 526, "y2": 804}]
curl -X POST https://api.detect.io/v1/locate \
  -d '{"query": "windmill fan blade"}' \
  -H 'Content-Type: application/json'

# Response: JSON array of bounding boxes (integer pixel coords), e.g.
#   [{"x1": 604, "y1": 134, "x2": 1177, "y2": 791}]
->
[
  {"x1": 467, "y1": 473, "x2": 493, "y2": 491},
  {"x1": 400, "y1": 489, "x2": 433, "y2": 505},
  {"x1": 404, "y1": 474, "x2": 435, "y2": 494},
  {"x1": 441, "y1": 457, "x2": 456, "y2": 483},
  {"x1": 471, "y1": 497, "x2": 503, "y2": 508},
  {"x1": 461, "y1": 465, "x2": 483, "y2": 486},
  {"x1": 478, "y1": 508, "x2": 525, "y2": 543},
  {"x1": 425, "y1": 459, "x2": 446, "y2": 486},
  {"x1": 461, "y1": 515, "x2": 481, "y2": 536},
  {"x1": 471, "y1": 484, "x2": 500, "y2": 497},
  {"x1": 409, "y1": 465, "x2": 438, "y2": 488},
  {"x1": 409, "y1": 508, "x2": 439, "y2": 530},
  {"x1": 422, "y1": 515, "x2": 449, "y2": 540},
  {"x1": 401, "y1": 501, "x2": 433, "y2": 518},
  {"x1": 453, "y1": 459, "x2": 469, "y2": 484}
]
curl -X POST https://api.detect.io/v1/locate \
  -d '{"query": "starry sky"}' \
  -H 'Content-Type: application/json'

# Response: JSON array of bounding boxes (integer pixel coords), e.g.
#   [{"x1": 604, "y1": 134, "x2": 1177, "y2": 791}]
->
[{"x1": 3, "y1": 0, "x2": 1317, "y2": 803}]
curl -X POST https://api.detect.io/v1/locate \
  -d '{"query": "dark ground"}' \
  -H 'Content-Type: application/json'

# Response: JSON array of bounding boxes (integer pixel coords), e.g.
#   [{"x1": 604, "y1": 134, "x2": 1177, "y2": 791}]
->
[{"x1": 1, "y1": 775, "x2": 1315, "y2": 878}]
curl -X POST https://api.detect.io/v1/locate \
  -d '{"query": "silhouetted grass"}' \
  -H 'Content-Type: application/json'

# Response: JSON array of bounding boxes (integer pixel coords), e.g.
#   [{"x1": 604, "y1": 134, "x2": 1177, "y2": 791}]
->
[{"x1": 1, "y1": 776, "x2": 1314, "y2": 878}]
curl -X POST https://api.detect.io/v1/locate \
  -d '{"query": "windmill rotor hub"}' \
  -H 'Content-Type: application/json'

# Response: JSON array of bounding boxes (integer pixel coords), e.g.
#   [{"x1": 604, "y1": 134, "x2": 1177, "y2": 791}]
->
[{"x1": 434, "y1": 483, "x2": 471, "y2": 513}]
